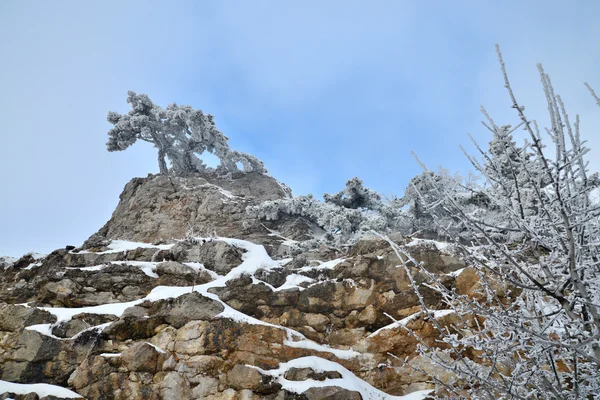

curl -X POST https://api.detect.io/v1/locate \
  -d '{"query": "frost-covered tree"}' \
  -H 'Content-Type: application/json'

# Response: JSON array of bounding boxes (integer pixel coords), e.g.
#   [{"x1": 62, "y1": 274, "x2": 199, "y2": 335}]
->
[
  {"x1": 106, "y1": 91, "x2": 266, "y2": 176},
  {"x1": 248, "y1": 178, "x2": 408, "y2": 246},
  {"x1": 395, "y1": 45, "x2": 600, "y2": 399},
  {"x1": 324, "y1": 177, "x2": 384, "y2": 210}
]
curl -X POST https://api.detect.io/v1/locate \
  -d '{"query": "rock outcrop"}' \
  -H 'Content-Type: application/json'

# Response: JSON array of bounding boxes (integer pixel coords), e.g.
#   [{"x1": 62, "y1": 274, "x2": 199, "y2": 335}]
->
[
  {"x1": 85, "y1": 173, "x2": 315, "y2": 256},
  {"x1": 0, "y1": 173, "x2": 468, "y2": 399}
]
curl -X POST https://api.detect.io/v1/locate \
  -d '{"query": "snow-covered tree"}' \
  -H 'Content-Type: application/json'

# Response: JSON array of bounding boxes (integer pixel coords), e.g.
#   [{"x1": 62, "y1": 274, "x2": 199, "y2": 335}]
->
[
  {"x1": 248, "y1": 178, "x2": 408, "y2": 246},
  {"x1": 106, "y1": 91, "x2": 266, "y2": 176},
  {"x1": 324, "y1": 177, "x2": 384, "y2": 210},
  {"x1": 394, "y1": 45, "x2": 600, "y2": 399}
]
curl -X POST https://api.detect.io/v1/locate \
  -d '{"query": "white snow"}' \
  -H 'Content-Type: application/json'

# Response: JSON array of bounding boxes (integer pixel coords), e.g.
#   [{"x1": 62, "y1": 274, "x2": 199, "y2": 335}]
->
[
  {"x1": 68, "y1": 261, "x2": 162, "y2": 278},
  {"x1": 75, "y1": 240, "x2": 174, "y2": 254},
  {"x1": 256, "y1": 356, "x2": 432, "y2": 400},
  {"x1": 39, "y1": 300, "x2": 141, "y2": 323},
  {"x1": 406, "y1": 238, "x2": 451, "y2": 251},
  {"x1": 298, "y1": 258, "x2": 344, "y2": 272},
  {"x1": 447, "y1": 267, "x2": 466, "y2": 277},
  {"x1": 109, "y1": 261, "x2": 159, "y2": 278},
  {"x1": 67, "y1": 264, "x2": 106, "y2": 272},
  {"x1": 0, "y1": 380, "x2": 82, "y2": 398},
  {"x1": 0, "y1": 256, "x2": 17, "y2": 266},
  {"x1": 100, "y1": 353, "x2": 121, "y2": 358},
  {"x1": 24, "y1": 262, "x2": 42, "y2": 270},
  {"x1": 183, "y1": 262, "x2": 220, "y2": 279},
  {"x1": 25, "y1": 324, "x2": 60, "y2": 339},
  {"x1": 26, "y1": 252, "x2": 47, "y2": 260},
  {"x1": 25, "y1": 322, "x2": 113, "y2": 341},
  {"x1": 146, "y1": 342, "x2": 166, "y2": 353},
  {"x1": 283, "y1": 336, "x2": 361, "y2": 360},
  {"x1": 274, "y1": 274, "x2": 315, "y2": 291}
]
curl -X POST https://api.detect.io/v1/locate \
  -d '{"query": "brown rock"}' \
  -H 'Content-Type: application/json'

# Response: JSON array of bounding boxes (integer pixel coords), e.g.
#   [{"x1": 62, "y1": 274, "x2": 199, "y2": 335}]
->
[
  {"x1": 121, "y1": 342, "x2": 164, "y2": 373},
  {"x1": 0, "y1": 304, "x2": 56, "y2": 331},
  {"x1": 226, "y1": 364, "x2": 281, "y2": 394}
]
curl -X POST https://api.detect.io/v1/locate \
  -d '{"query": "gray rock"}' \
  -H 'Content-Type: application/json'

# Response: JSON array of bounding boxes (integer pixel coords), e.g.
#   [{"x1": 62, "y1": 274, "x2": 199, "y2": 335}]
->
[
  {"x1": 104, "y1": 293, "x2": 224, "y2": 341},
  {"x1": 121, "y1": 342, "x2": 163, "y2": 373},
  {"x1": 85, "y1": 173, "x2": 289, "y2": 247},
  {"x1": 155, "y1": 261, "x2": 196, "y2": 277},
  {"x1": 302, "y1": 386, "x2": 362, "y2": 400},
  {"x1": 172, "y1": 240, "x2": 244, "y2": 275},
  {"x1": 52, "y1": 313, "x2": 117, "y2": 338},
  {"x1": 40, "y1": 279, "x2": 81, "y2": 305},
  {"x1": 284, "y1": 367, "x2": 342, "y2": 381},
  {"x1": 121, "y1": 285, "x2": 141, "y2": 297},
  {"x1": 0, "y1": 304, "x2": 56, "y2": 331}
]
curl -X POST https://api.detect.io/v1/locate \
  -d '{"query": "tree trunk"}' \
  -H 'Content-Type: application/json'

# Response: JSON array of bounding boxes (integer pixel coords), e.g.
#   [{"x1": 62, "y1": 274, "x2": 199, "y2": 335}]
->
[{"x1": 158, "y1": 149, "x2": 168, "y2": 175}]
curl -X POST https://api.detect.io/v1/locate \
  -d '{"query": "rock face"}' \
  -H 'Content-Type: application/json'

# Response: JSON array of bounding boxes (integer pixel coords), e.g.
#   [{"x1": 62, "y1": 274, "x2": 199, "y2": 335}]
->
[
  {"x1": 85, "y1": 173, "x2": 294, "y2": 249},
  {"x1": 0, "y1": 173, "x2": 468, "y2": 399}
]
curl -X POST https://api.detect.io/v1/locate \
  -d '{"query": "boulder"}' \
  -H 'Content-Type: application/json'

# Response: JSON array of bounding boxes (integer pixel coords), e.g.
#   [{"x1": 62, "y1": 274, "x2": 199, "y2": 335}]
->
[
  {"x1": 226, "y1": 365, "x2": 281, "y2": 394},
  {"x1": 302, "y1": 386, "x2": 362, "y2": 400},
  {"x1": 121, "y1": 342, "x2": 165, "y2": 373},
  {"x1": 0, "y1": 304, "x2": 56, "y2": 331},
  {"x1": 283, "y1": 367, "x2": 342, "y2": 381},
  {"x1": 155, "y1": 261, "x2": 196, "y2": 277},
  {"x1": 172, "y1": 240, "x2": 244, "y2": 275}
]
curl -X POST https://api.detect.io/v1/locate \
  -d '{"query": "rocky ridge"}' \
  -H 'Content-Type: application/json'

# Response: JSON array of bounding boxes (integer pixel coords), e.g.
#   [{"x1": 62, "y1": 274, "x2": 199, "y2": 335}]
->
[{"x1": 0, "y1": 173, "x2": 479, "y2": 400}]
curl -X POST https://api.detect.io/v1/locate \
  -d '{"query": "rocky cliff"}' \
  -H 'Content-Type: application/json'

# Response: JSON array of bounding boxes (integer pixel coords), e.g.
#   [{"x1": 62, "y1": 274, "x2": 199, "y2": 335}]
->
[{"x1": 0, "y1": 173, "x2": 478, "y2": 400}]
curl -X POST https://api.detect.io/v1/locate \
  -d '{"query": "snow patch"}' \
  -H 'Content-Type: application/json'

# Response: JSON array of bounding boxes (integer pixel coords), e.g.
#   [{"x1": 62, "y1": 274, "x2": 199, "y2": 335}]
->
[
  {"x1": 298, "y1": 258, "x2": 344, "y2": 272},
  {"x1": 0, "y1": 380, "x2": 83, "y2": 398},
  {"x1": 75, "y1": 240, "x2": 174, "y2": 254},
  {"x1": 447, "y1": 267, "x2": 466, "y2": 277},
  {"x1": 109, "y1": 261, "x2": 159, "y2": 278},
  {"x1": 67, "y1": 264, "x2": 106, "y2": 272},
  {"x1": 406, "y1": 238, "x2": 451, "y2": 251},
  {"x1": 274, "y1": 274, "x2": 315, "y2": 291},
  {"x1": 24, "y1": 262, "x2": 42, "y2": 270},
  {"x1": 283, "y1": 337, "x2": 361, "y2": 360},
  {"x1": 256, "y1": 356, "x2": 432, "y2": 400},
  {"x1": 183, "y1": 262, "x2": 220, "y2": 279}
]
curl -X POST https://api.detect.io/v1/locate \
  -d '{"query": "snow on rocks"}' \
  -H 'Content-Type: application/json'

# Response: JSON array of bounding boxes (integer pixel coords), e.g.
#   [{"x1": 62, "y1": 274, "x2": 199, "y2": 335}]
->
[
  {"x1": 0, "y1": 380, "x2": 83, "y2": 398},
  {"x1": 7, "y1": 235, "x2": 461, "y2": 398},
  {"x1": 406, "y1": 238, "x2": 451, "y2": 251},
  {"x1": 75, "y1": 239, "x2": 174, "y2": 254},
  {"x1": 256, "y1": 356, "x2": 432, "y2": 400}
]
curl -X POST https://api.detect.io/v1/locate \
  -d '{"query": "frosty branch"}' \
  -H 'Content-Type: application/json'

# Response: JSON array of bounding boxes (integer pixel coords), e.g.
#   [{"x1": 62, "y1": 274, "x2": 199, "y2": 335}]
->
[{"x1": 106, "y1": 91, "x2": 266, "y2": 176}]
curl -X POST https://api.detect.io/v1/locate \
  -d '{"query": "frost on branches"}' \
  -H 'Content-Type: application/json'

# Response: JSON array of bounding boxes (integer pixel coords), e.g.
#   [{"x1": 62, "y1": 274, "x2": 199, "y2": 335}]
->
[
  {"x1": 247, "y1": 177, "x2": 408, "y2": 246},
  {"x1": 396, "y1": 45, "x2": 600, "y2": 399},
  {"x1": 106, "y1": 91, "x2": 266, "y2": 176}
]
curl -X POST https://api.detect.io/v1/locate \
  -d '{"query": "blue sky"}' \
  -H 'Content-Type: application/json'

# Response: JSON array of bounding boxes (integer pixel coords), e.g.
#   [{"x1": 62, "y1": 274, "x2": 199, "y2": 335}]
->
[{"x1": 1, "y1": 1, "x2": 599, "y2": 257}]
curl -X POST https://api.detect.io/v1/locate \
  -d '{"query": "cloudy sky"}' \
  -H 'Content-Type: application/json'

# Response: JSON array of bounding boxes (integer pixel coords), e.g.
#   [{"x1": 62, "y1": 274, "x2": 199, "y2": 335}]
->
[{"x1": 1, "y1": 1, "x2": 599, "y2": 256}]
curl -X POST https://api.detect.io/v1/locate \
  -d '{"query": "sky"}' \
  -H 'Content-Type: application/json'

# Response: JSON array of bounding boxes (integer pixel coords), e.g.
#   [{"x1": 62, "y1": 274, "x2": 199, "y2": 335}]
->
[{"x1": 1, "y1": 1, "x2": 599, "y2": 257}]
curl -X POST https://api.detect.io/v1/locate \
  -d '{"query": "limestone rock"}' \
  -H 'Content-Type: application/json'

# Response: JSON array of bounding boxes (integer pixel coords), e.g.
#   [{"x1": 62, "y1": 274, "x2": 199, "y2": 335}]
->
[
  {"x1": 155, "y1": 261, "x2": 196, "y2": 277},
  {"x1": 85, "y1": 173, "x2": 289, "y2": 246},
  {"x1": 283, "y1": 367, "x2": 342, "y2": 381},
  {"x1": 104, "y1": 292, "x2": 224, "y2": 340},
  {"x1": 121, "y1": 342, "x2": 165, "y2": 373},
  {"x1": 226, "y1": 365, "x2": 281, "y2": 394},
  {"x1": 302, "y1": 386, "x2": 362, "y2": 400},
  {"x1": 172, "y1": 240, "x2": 244, "y2": 275},
  {"x1": 0, "y1": 304, "x2": 56, "y2": 331}
]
